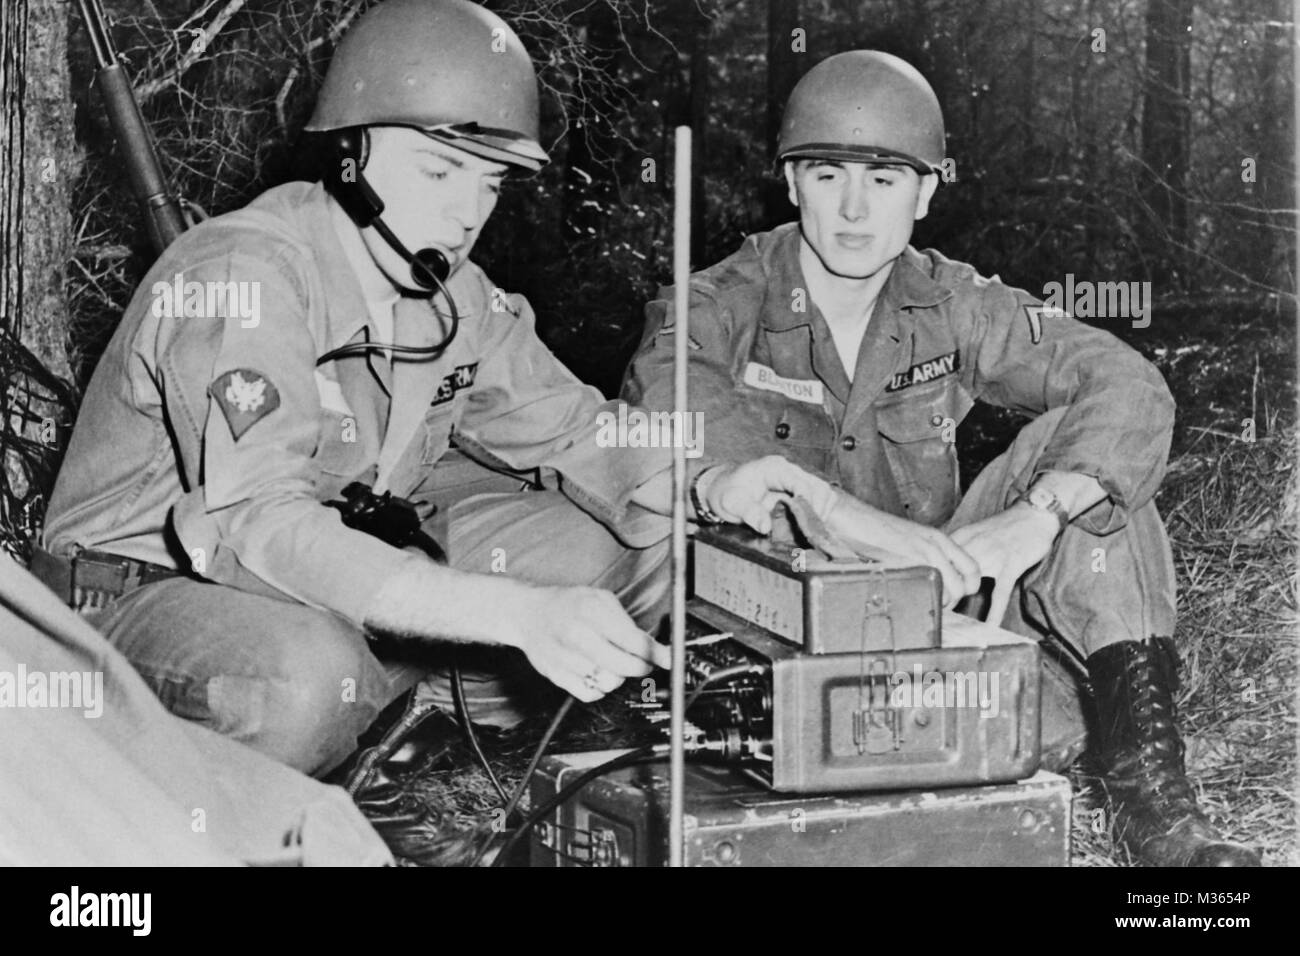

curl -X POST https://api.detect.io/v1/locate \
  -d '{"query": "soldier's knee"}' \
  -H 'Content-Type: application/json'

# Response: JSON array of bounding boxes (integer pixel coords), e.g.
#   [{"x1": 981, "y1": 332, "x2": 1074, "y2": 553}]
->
[
  {"x1": 536, "y1": 521, "x2": 670, "y2": 633},
  {"x1": 1021, "y1": 499, "x2": 1177, "y2": 657},
  {"x1": 240, "y1": 613, "x2": 392, "y2": 774}
]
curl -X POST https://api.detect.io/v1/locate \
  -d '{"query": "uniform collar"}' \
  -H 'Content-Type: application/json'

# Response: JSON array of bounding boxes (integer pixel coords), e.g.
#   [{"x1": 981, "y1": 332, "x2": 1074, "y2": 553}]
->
[
  {"x1": 881, "y1": 245, "x2": 954, "y2": 312},
  {"x1": 277, "y1": 181, "x2": 376, "y2": 353},
  {"x1": 758, "y1": 226, "x2": 952, "y2": 332},
  {"x1": 295, "y1": 182, "x2": 490, "y2": 357},
  {"x1": 758, "y1": 224, "x2": 814, "y2": 332}
]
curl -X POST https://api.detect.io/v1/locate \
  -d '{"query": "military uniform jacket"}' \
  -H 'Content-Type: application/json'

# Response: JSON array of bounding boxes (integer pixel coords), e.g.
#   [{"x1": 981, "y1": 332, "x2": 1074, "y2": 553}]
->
[
  {"x1": 623, "y1": 223, "x2": 1175, "y2": 534},
  {"x1": 44, "y1": 182, "x2": 667, "y2": 628}
]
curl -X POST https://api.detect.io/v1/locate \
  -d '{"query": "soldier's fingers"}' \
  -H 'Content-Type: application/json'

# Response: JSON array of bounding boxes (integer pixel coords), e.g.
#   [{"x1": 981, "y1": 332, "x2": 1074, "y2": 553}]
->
[
  {"x1": 915, "y1": 540, "x2": 967, "y2": 607},
  {"x1": 736, "y1": 492, "x2": 790, "y2": 535},
  {"x1": 585, "y1": 600, "x2": 670, "y2": 670},
  {"x1": 985, "y1": 578, "x2": 1013, "y2": 628},
  {"x1": 930, "y1": 532, "x2": 982, "y2": 592},
  {"x1": 580, "y1": 634, "x2": 657, "y2": 679},
  {"x1": 738, "y1": 500, "x2": 775, "y2": 535},
  {"x1": 532, "y1": 646, "x2": 605, "y2": 702},
  {"x1": 760, "y1": 490, "x2": 792, "y2": 516}
]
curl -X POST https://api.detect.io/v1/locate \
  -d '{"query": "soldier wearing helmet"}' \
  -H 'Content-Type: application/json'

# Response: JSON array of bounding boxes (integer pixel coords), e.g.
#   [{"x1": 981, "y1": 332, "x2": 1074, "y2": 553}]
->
[
  {"x1": 623, "y1": 50, "x2": 1259, "y2": 867},
  {"x1": 35, "y1": 0, "x2": 826, "y2": 863}
]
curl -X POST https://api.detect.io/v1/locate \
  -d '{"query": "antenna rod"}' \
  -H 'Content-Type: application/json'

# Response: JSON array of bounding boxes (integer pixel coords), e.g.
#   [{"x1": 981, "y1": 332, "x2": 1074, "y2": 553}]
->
[{"x1": 668, "y1": 125, "x2": 692, "y2": 868}]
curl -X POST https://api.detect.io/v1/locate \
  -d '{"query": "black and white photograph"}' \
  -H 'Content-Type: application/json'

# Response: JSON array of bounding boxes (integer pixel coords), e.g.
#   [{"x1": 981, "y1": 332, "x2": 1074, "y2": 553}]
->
[{"x1": 0, "y1": 0, "x2": 1293, "y2": 899}]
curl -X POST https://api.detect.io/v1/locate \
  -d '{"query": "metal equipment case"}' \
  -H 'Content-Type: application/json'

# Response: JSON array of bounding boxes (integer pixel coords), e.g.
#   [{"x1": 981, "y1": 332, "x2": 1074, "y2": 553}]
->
[{"x1": 529, "y1": 752, "x2": 1072, "y2": 867}]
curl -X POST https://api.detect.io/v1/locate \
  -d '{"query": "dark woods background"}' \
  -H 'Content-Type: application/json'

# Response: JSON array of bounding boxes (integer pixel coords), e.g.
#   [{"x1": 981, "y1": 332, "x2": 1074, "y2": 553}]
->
[
  {"x1": 1, "y1": 0, "x2": 1295, "y2": 864},
  {"x1": 0, "y1": 0, "x2": 1294, "y2": 556},
  {"x1": 66, "y1": 0, "x2": 1293, "y2": 387}
]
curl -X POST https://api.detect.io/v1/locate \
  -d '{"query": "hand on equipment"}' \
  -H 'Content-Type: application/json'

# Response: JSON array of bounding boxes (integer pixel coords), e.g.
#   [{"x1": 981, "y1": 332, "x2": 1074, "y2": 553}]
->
[
  {"x1": 505, "y1": 584, "x2": 670, "y2": 702},
  {"x1": 698, "y1": 455, "x2": 839, "y2": 535},
  {"x1": 826, "y1": 493, "x2": 982, "y2": 608},
  {"x1": 949, "y1": 503, "x2": 1060, "y2": 626}
]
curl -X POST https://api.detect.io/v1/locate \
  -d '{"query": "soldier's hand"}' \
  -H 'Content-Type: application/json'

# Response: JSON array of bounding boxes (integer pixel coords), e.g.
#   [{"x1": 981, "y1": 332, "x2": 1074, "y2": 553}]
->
[
  {"x1": 825, "y1": 493, "x2": 981, "y2": 608},
  {"x1": 505, "y1": 584, "x2": 669, "y2": 702},
  {"x1": 700, "y1": 456, "x2": 838, "y2": 534},
  {"x1": 949, "y1": 503, "x2": 1060, "y2": 626}
]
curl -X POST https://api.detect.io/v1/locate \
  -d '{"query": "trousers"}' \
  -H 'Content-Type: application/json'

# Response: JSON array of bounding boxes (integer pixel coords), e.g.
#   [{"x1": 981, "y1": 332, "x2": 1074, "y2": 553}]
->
[
  {"x1": 945, "y1": 406, "x2": 1177, "y2": 654},
  {"x1": 942, "y1": 407, "x2": 1178, "y2": 766},
  {"x1": 89, "y1": 490, "x2": 671, "y2": 777}
]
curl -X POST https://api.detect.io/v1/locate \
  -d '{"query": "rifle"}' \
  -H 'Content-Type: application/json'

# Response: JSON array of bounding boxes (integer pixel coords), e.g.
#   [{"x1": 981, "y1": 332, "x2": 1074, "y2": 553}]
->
[{"x1": 75, "y1": 0, "x2": 188, "y2": 256}]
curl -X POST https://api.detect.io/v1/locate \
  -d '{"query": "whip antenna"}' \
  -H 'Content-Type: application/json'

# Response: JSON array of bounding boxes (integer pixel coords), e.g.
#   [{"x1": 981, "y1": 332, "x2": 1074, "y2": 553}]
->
[{"x1": 668, "y1": 125, "x2": 692, "y2": 868}]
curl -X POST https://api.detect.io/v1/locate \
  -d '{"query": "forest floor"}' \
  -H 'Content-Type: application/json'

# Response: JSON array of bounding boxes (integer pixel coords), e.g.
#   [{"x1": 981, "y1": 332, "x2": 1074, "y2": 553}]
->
[{"x1": 401, "y1": 299, "x2": 1298, "y2": 868}]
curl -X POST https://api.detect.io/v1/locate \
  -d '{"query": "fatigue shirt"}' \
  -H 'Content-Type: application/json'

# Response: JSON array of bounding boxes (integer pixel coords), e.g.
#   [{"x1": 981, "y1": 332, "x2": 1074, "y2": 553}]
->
[
  {"x1": 44, "y1": 181, "x2": 668, "y2": 628},
  {"x1": 622, "y1": 223, "x2": 1175, "y2": 533}
]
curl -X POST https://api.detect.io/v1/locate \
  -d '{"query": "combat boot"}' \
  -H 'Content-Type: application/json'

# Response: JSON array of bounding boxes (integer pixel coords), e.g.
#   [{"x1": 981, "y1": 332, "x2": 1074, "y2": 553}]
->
[
  {"x1": 329, "y1": 688, "x2": 479, "y2": 865},
  {"x1": 1088, "y1": 637, "x2": 1260, "y2": 867}
]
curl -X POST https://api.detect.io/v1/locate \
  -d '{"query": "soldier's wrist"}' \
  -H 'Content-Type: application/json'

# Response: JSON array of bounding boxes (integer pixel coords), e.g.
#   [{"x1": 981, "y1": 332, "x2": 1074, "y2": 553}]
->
[
  {"x1": 691, "y1": 463, "x2": 727, "y2": 524},
  {"x1": 364, "y1": 555, "x2": 526, "y2": 647},
  {"x1": 1013, "y1": 483, "x2": 1070, "y2": 536}
]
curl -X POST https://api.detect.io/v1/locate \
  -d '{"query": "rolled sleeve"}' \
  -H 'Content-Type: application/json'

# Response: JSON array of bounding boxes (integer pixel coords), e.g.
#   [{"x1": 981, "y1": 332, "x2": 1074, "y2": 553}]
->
[
  {"x1": 961, "y1": 282, "x2": 1176, "y2": 533},
  {"x1": 160, "y1": 250, "x2": 409, "y2": 627}
]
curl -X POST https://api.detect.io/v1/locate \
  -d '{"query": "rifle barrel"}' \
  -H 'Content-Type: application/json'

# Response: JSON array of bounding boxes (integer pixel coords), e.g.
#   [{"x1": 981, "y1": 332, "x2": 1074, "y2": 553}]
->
[{"x1": 75, "y1": 0, "x2": 116, "y2": 68}]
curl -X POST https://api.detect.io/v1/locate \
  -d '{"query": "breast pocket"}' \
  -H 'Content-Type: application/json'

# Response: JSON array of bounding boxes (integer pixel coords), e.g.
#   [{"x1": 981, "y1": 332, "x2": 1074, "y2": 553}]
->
[
  {"x1": 419, "y1": 402, "x2": 458, "y2": 466},
  {"x1": 729, "y1": 376, "x2": 837, "y2": 476},
  {"x1": 875, "y1": 380, "x2": 973, "y2": 526}
]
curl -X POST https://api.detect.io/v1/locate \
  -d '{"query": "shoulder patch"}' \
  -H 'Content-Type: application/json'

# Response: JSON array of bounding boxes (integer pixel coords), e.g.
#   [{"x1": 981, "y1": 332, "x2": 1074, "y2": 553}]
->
[
  {"x1": 209, "y1": 369, "x2": 280, "y2": 441},
  {"x1": 1022, "y1": 303, "x2": 1071, "y2": 345}
]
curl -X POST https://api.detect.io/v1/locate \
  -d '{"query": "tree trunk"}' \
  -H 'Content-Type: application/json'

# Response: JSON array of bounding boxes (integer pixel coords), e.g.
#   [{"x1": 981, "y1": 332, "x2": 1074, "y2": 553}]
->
[
  {"x1": 761, "y1": 0, "x2": 801, "y2": 226},
  {"x1": 1, "y1": 0, "x2": 79, "y2": 559},
  {"x1": 1259, "y1": 0, "x2": 1293, "y2": 293},
  {"x1": 1140, "y1": 0, "x2": 1193, "y2": 283},
  {"x1": 688, "y1": 7, "x2": 711, "y2": 264},
  {"x1": 4, "y1": 0, "x2": 77, "y2": 378}
]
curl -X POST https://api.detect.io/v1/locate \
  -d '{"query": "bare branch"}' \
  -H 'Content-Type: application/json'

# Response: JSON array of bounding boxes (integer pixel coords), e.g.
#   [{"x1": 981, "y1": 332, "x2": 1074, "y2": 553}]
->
[
  {"x1": 136, "y1": 0, "x2": 250, "y2": 106},
  {"x1": 275, "y1": 0, "x2": 366, "y2": 133}
]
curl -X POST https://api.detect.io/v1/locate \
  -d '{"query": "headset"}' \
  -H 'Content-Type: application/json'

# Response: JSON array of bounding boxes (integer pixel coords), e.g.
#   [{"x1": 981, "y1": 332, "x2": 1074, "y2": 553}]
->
[{"x1": 315, "y1": 126, "x2": 461, "y2": 366}]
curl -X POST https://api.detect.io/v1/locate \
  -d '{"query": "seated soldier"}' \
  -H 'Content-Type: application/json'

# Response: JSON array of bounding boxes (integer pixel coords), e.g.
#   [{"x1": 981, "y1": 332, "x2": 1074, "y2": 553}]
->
[
  {"x1": 622, "y1": 50, "x2": 1259, "y2": 867},
  {"x1": 33, "y1": 0, "x2": 818, "y2": 862}
]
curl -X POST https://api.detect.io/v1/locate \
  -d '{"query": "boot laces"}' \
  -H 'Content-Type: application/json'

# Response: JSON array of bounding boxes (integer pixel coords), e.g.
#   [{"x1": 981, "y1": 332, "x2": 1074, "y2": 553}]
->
[{"x1": 1113, "y1": 641, "x2": 1202, "y2": 819}]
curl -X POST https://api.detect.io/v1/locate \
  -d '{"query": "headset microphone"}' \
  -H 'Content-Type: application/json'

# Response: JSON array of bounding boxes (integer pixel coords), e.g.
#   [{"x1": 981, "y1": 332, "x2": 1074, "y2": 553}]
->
[
  {"x1": 412, "y1": 247, "x2": 451, "y2": 289},
  {"x1": 315, "y1": 127, "x2": 461, "y2": 367},
  {"x1": 368, "y1": 216, "x2": 451, "y2": 292}
]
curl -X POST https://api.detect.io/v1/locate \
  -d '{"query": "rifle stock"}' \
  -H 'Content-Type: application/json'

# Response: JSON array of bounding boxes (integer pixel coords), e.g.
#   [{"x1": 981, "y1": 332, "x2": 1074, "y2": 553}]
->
[{"x1": 76, "y1": 0, "x2": 187, "y2": 256}]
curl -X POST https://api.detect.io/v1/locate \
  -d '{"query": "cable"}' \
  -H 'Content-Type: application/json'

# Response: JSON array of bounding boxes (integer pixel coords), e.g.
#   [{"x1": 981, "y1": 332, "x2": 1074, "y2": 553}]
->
[
  {"x1": 488, "y1": 745, "x2": 659, "y2": 867},
  {"x1": 315, "y1": 273, "x2": 461, "y2": 366},
  {"x1": 450, "y1": 659, "x2": 510, "y2": 806},
  {"x1": 480, "y1": 663, "x2": 765, "y2": 866},
  {"x1": 483, "y1": 663, "x2": 767, "y2": 867},
  {"x1": 471, "y1": 695, "x2": 573, "y2": 867},
  {"x1": 684, "y1": 663, "x2": 767, "y2": 713},
  {"x1": 504, "y1": 697, "x2": 573, "y2": 822}
]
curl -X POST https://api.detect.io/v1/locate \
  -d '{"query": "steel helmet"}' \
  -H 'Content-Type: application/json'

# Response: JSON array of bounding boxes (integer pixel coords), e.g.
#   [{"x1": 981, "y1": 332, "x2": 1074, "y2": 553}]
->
[
  {"x1": 777, "y1": 51, "x2": 944, "y2": 174},
  {"x1": 305, "y1": 0, "x2": 548, "y2": 171}
]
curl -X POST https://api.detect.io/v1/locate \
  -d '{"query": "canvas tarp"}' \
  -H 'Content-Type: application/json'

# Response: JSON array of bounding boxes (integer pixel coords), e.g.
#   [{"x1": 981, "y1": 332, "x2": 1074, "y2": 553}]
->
[{"x1": 0, "y1": 553, "x2": 392, "y2": 866}]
